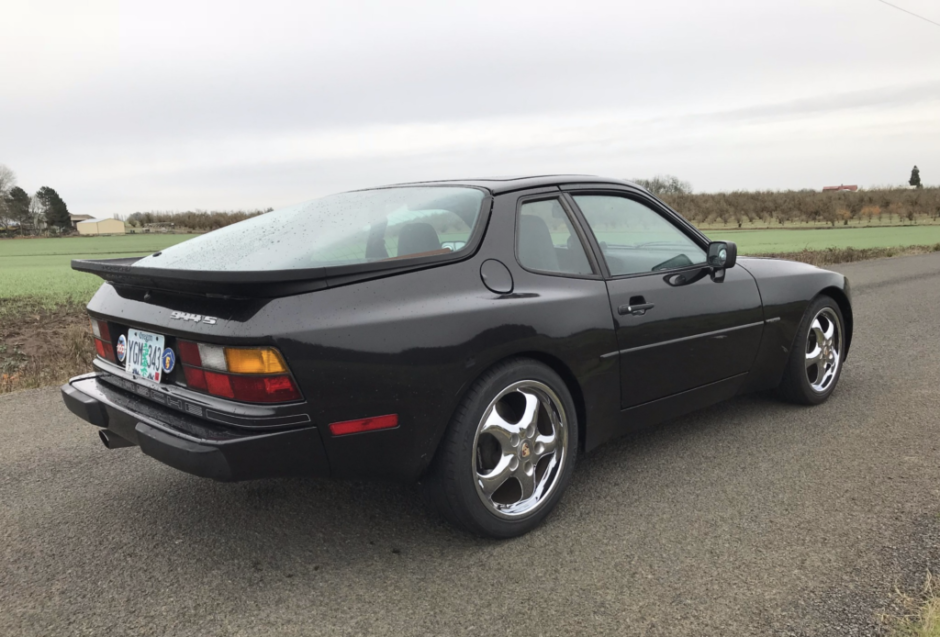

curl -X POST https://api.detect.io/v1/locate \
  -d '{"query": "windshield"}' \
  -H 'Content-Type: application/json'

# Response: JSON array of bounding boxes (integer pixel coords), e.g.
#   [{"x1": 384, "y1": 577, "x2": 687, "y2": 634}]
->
[{"x1": 133, "y1": 187, "x2": 486, "y2": 271}]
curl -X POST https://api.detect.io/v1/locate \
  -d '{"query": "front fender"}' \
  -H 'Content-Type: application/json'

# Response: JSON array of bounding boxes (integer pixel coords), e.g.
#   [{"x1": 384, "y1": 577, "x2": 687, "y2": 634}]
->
[{"x1": 737, "y1": 257, "x2": 852, "y2": 392}]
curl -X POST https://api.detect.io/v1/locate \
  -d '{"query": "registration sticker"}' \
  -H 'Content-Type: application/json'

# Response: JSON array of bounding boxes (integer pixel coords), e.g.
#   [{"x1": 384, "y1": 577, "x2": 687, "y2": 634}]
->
[
  {"x1": 162, "y1": 347, "x2": 176, "y2": 374},
  {"x1": 126, "y1": 329, "x2": 166, "y2": 383},
  {"x1": 115, "y1": 334, "x2": 127, "y2": 362}
]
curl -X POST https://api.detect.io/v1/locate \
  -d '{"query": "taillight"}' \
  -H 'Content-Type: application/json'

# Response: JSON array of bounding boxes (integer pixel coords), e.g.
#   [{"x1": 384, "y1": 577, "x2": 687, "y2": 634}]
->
[
  {"x1": 90, "y1": 318, "x2": 116, "y2": 363},
  {"x1": 177, "y1": 341, "x2": 301, "y2": 403}
]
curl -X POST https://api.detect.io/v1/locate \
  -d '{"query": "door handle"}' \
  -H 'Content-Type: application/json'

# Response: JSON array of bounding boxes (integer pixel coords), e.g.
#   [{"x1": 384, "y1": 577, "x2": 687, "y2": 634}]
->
[{"x1": 618, "y1": 302, "x2": 655, "y2": 316}]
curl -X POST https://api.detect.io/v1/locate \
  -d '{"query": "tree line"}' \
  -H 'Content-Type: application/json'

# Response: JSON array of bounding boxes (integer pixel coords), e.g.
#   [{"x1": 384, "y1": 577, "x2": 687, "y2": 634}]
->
[
  {"x1": 0, "y1": 165, "x2": 71, "y2": 234},
  {"x1": 124, "y1": 209, "x2": 273, "y2": 232},
  {"x1": 658, "y1": 186, "x2": 940, "y2": 227},
  {"x1": 637, "y1": 170, "x2": 938, "y2": 227}
]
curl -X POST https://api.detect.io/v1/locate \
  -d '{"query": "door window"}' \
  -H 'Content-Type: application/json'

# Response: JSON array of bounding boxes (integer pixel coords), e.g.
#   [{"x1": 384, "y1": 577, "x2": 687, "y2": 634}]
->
[
  {"x1": 572, "y1": 195, "x2": 706, "y2": 276},
  {"x1": 517, "y1": 199, "x2": 594, "y2": 275}
]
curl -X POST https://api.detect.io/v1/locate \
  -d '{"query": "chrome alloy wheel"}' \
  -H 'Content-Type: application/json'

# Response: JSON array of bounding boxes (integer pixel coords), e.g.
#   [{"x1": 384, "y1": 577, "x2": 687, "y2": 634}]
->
[
  {"x1": 805, "y1": 307, "x2": 843, "y2": 393},
  {"x1": 472, "y1": 380, "x2": 569, "y2": 519}
]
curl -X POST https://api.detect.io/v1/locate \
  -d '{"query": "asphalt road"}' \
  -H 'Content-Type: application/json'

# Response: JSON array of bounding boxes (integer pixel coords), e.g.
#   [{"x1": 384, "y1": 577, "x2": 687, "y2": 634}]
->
[{"x1": 3, "y1": 253, "x2": 940, "y2": 637}]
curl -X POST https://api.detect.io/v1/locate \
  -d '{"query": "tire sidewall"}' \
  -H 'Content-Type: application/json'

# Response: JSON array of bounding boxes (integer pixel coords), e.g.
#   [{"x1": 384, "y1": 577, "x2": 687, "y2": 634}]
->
[{"x1": 447, "y1": 359, "x2": 578, "y2": 538}]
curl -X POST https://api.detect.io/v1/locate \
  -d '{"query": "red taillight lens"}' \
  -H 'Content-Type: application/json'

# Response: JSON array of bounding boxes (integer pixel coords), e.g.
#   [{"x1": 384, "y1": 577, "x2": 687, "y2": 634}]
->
[
  {"x1": 204, "y1": 371, "x2": 235, "y2": 399},
  {"x1": 177, "y1": 340, "x2": 202, "y2": 367},
  {"x1": 228, "y1": 375, "x2": 301, "y2": 403},
  {"x1": 329, "y1": 414, "x2": 399, "y2": 437},
  {"x1": 183, "y1": 365, "x2": 207, "y2": 391},
  {"x1": 94, "y1": 338, "x2": 107, "y2": 358}
]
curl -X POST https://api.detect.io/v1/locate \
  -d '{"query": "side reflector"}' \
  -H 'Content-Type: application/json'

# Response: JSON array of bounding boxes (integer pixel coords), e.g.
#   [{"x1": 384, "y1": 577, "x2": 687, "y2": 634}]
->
[
  {"x1": 224, "y1": 348, "x2": 288, "y2": 375},
  {"x1": 329, "y1": 414, "x2": 399, "y2": 437}
]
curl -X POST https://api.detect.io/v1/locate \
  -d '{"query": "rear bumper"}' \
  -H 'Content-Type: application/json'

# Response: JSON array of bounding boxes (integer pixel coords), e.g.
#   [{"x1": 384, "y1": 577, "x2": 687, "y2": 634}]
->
[{"x1": 61, "y1": 375, "x2": 328, "y2": 482}]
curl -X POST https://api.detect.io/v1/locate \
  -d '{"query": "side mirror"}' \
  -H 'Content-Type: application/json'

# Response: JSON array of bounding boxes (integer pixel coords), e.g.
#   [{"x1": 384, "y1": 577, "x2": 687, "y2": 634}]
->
[{"x1": 707, "y1": 241, "x2": 737, "y2": 270}]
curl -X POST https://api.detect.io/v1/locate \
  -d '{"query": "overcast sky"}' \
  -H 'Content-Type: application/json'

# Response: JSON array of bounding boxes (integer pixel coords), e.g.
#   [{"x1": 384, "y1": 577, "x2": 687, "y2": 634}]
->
[{"x1": 1, "y1": 0, "x2": 938, "y2": 217}]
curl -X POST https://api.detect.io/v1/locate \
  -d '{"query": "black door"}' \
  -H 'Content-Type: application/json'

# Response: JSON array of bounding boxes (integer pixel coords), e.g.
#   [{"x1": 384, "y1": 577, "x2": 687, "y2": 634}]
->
[{"x1": 565, "y1": 190, "x2": 764, "y2": 409}]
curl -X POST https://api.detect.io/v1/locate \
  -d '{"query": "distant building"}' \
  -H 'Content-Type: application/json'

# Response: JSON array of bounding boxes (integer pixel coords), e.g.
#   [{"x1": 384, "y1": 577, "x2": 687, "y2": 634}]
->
[
  {"x1": 76, "y1": 218, "x2": 126, "y2": 235},
  {"x1": 822, "y1": 185, "x2": 858, "y2": 192},
  {"x1": 69, "y1": 214, "x2": 94, "y2": 228}
]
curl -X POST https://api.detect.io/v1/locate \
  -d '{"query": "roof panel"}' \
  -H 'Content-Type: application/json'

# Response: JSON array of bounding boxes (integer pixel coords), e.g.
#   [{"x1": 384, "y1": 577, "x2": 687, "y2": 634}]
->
[{"x1": 373, "y1": 174, "x2": 641, "y2": 195}]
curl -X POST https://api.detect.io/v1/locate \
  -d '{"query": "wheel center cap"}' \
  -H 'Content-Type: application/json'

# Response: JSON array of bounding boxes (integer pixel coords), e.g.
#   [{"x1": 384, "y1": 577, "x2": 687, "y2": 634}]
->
[{"x1": 520, "y1": 441, "x2": 531, "y2": 458}]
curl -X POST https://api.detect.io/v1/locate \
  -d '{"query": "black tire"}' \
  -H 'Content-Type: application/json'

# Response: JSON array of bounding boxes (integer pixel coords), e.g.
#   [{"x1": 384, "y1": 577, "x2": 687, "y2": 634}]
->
[
  {"x1": 776, "y1": 295, "x2": 846, "y2": 405},
  {"x1": 426, "y1": 358, "x2": 578, "y2": 538}
]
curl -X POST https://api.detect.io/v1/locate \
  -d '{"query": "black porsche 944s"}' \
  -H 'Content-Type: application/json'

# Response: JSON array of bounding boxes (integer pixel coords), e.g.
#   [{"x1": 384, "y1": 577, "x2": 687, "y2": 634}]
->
[{"x1": 63, "y1": 176, "x2": 851, "y2": 537}]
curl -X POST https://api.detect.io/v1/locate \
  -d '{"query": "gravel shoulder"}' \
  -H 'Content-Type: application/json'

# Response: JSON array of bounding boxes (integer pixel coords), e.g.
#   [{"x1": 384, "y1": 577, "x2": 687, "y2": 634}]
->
[{"x1": 2, "y1": 253, "x2": 940, "y2": 636}]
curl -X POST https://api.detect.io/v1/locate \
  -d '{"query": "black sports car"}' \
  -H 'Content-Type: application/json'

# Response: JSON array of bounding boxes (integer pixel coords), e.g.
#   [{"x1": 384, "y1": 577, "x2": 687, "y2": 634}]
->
[{"x1": 63, "y1": 176, "x2": 851, "y2": 537}]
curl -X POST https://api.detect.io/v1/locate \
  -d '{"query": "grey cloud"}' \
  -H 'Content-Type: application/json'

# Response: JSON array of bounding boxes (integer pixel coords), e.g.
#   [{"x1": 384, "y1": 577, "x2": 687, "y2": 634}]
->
[{"x1": 2, "y1": 0, "x2": 939, "y2": 215}]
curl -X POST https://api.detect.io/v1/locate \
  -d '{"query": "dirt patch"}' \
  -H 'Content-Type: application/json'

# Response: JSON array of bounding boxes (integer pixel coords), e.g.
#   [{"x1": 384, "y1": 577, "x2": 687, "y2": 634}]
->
[{"x1": 0, "y1": 299, "x2": 93, "y2": 393}]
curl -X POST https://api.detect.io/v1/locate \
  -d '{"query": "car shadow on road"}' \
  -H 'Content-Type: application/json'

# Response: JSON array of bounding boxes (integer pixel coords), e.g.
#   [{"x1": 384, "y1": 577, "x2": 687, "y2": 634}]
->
[{"x1": 78, "y1": 386, "x2": 831, "y2": 571}]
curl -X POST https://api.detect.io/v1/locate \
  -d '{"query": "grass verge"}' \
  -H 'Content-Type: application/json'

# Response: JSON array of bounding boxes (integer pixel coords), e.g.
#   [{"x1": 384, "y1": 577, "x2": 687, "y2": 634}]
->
[{"x1": 882, "y1": 573, "x2": 940, "y2": 637}]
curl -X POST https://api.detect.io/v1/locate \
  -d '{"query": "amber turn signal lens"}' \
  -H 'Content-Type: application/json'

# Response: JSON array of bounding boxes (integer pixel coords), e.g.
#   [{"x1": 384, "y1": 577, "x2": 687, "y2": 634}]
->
[{"x1": 223, "y1": 347, "x2": 288, "y2": 375}]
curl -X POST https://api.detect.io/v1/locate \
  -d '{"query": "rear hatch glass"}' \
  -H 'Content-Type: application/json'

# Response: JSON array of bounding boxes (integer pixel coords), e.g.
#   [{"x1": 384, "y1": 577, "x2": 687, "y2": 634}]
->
[{"x1": 133, "y1": 186, "x2": 486, "y2": 272}]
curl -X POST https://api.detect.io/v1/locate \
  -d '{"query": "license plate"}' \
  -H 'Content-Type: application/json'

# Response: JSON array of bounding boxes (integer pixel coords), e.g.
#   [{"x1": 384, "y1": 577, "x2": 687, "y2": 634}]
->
[{"x1": 126, "y1": 329, "x2": 166, "y2": 383}]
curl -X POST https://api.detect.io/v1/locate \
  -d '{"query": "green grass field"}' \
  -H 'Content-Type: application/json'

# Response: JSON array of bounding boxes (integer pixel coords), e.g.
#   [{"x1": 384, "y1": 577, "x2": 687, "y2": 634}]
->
[
  {"x1": 0, "y1": 235, "x2": 198, "y2": 304},
  {"x1": 2, "y1": 225, "x2": 939, "y2": 306},
  {"x1": 708, "y1": 225, "x2": 940, "y2": 254}
]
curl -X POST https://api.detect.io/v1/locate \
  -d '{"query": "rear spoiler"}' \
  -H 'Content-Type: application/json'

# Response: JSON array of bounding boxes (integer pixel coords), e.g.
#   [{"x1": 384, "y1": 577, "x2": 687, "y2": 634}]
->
[{"x1": 72, "y1": 252, "x2": 463, "y2": 299}]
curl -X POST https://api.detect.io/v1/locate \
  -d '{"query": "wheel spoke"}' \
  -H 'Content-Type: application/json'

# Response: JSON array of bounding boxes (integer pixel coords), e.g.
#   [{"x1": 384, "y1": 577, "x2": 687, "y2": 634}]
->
[
  {"x1": 515, "y1": 466, "x2": 536, "y2": 500},
  {"x1": 818, "y1": 364, "x2": 835, "y2": 389},
  {"x1": 519, "y1": 391, "x2": 540, "y2": 432},
  {"x1": 820, "y1": 351, "x2": 841, "y2": 388},
  {"x1": 534, "y1": 432, "x2": 557, "y2": 459},
  {"x1": 480, "y1": 410, "x2": 519, "y2": 452},
  {"x1": 478, "y1": 455, "x2": 514, "y2": 496},
  {"x1": 810, "y1": 318, "x2": 826, "y2": 347},
  {"x1": 822, "y1": 318, "x2": 835, "y2": 341},
  {"x1": 805, "y1": 345, "x2": 823, "y2": 369}
]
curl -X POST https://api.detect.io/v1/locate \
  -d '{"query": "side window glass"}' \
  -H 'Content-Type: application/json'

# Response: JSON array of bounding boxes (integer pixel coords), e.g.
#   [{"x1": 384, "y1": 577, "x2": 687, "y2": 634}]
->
[
  {"x1": 572, "y1": 195, "x2": 706, "y2": 276},
  {"x1": 517, "y1": 199, "x2": 594, "y2": 275}
]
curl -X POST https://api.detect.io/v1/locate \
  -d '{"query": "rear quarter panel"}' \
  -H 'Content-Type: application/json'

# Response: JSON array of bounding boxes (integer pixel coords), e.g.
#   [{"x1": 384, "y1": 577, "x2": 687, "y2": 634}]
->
[{"x1": 274, "y1": 255, "x2": 617, "y2": 481}]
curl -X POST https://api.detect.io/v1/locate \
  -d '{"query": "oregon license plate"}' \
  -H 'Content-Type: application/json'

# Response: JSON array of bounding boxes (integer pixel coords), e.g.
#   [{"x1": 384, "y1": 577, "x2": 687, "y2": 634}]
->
[{"x1": 126, "y1": 329, "x2": 166, "y2": 382}]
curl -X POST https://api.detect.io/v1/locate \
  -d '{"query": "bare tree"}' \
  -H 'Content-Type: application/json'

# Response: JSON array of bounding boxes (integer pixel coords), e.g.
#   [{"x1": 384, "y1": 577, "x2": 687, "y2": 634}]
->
[
  {"x1": 0, "y1": 195, "x2": 9, "y2": 228},
  {"x1": 631, "y1": 175, "x2": 693, "y2": 196},
  {"x1": 0, "y1": 164, "x2": 16, "y2": 193}
]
